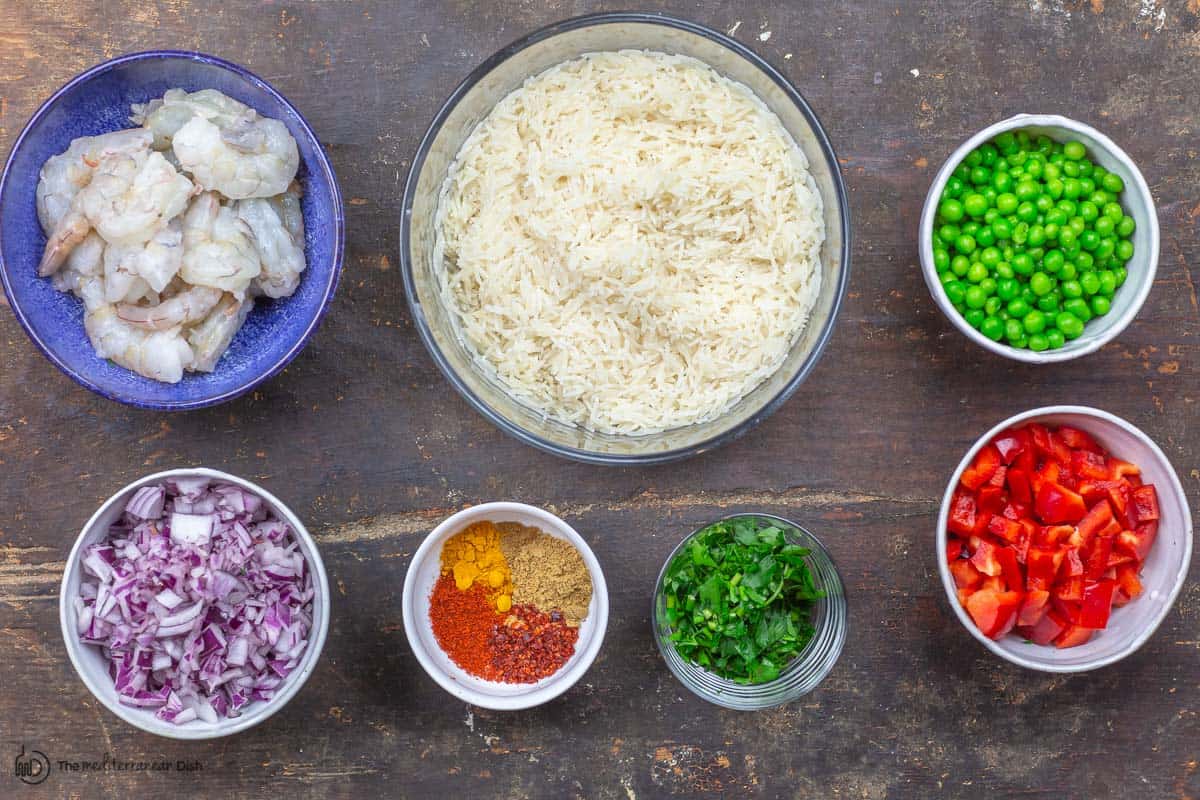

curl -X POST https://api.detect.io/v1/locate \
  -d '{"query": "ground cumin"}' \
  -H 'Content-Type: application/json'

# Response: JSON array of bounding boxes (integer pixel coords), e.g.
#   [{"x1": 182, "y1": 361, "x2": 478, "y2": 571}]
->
[{"x1": 497, "y1": 522, "x2": 593, "y2": 625}]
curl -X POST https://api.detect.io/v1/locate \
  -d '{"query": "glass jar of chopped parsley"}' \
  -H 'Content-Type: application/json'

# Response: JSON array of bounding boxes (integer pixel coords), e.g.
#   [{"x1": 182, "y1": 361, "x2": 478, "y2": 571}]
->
[{"x1": 652, "y1": 514, "x2": 847, "y2": 709}]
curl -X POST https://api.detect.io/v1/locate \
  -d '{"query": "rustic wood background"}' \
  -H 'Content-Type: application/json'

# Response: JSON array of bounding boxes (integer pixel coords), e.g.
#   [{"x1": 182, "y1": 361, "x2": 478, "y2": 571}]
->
[{"x1": 1, "y1": 1, "x2": 1197, "y2": 798}]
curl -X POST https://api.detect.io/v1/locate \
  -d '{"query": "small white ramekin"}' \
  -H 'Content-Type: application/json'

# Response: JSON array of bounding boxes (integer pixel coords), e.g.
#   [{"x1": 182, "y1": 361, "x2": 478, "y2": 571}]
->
[
  {"x1": 402, "y1": 502, "x2": 608, "y2": 710},
  {"x1": 59, "y1": 468, "x2": 331, "y2": 739},
  {"x1": 937, "y1": 406, "x2": 1192, "y2": 672},
  {"x1": 919, "y1": 114, "x2": 1160, "y2": 363}
]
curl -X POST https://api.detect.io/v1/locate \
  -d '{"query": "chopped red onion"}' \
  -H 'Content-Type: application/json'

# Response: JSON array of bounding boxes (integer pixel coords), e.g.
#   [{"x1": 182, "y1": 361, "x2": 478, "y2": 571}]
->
[{"x1": 77, "y1": 479, "x2": 314, "y2": 725}]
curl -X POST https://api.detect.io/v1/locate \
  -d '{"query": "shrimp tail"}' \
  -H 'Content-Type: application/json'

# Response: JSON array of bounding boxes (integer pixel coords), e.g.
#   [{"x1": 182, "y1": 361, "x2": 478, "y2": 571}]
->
[{"x1": 38, "y1": 212, "x2": 91, "y2": 276}]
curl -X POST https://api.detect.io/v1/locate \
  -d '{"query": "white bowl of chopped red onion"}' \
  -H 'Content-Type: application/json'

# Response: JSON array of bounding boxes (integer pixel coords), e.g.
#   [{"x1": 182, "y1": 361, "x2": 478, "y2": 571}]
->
[{"x1": 59, "y1": 468, "x2": 330, "y2": 739}]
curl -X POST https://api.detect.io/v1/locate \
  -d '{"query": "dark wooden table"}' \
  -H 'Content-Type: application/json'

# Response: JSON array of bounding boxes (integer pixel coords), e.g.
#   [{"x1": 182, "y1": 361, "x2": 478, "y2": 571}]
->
[{"x1": 2, "y1": 1, "x2": 1197, "y2": 798}]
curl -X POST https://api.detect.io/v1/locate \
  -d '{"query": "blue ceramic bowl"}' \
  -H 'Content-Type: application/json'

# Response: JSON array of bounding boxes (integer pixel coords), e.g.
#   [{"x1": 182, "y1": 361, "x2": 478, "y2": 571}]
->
[{"x1": 0, "y1": 51, "x2": 344, "y2": 409}]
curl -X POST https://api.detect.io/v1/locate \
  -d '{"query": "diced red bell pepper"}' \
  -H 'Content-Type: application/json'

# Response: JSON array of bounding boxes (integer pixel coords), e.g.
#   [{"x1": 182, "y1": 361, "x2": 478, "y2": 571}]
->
[
  {"x1": 949, "y1": 559, "x2": 983, "y2": 590},
  {"x1": 1027, "y1": 609, "x2": 1068, "y2": 645},
  {"x1": 1058, "y1": 548, "x2": 1085, "y2": 578},
  {"x1": 977, "y1": 484, "x2": 1006, "y2": 515},
  {"x1": 962, "y1": 444, "x2": 1002, "y2": 491},
  {"x1": 1116, "y1": 521, "x2": 1158, "y2": 563},
  {"x1": 1054, "y1": 576, "x2": 1085, "y2": 603},
  {"x1": 946, "y1": 538, "x2": 964, "y2": 562},
  {"x1": 1030, "y1": 461, "x2": 1062, "y2": 495},
  {"x1": 1029, "y1": 423, "x2": 1054, "y2": 457},
  {"x1": 1084, "y1": 534, "x2": 1113, "y2": 580},
  {"x1": 1113, "y1": 564, "x2": 1143, "y2": 606},
  {"x1": 1037, "y1": 525, "x2": 1075, "y2": 547},
  {"x1": 1054, "y1": 624, "x2": 1095, "y2": 649},
  {"x1": 1014, "y1": 522, "x2": 1035, "y2": 563},
  {"x1": 997, "y1": 547, "x2": 1023, "y2": 591},
  {"x1": 1131, "y1": 485, "x2": 1160, "y2": 523},
  {"x1": 987, "y1": 465, "x2": 1008, "y2": 489},
  {"x1": 1026, "y1": 547, "x2": 1064, "y2": 590},
  {"x1": 992, "y1": 430, "x2": 1027, "y2": 465},
  {"x1": 970, "y1": 540, "x2": 1003, "y2": 577},
  {"x1": 988, "y1": 515, "x2": 1022, "y2": 544},
  {"x1": 948, "y1": 491, "x2": 978, "y2": 537},
  {"x1": 1106, "y1": 458, "x2": 1141, "y2": 480},
  {"x1": 982, "y1": 576, "x2": 1005, "y2": 592},
  {"x1": 1070, "y1": 499, "x2": 1113, "y2": 549},
  {"x1": 965, "y1": 588, "x2": 1023, "y2": 639},
  {"x1": 1078, "y1": 580, "x2": 1117, "y2": 629},
  {"x1": 1018, "y1": 589, "x2": 1050, "y2": 626},
  {"x1": 1106, "y1": 550, "x2": 1135, "y2": 569},
  {"x1": 1036, "y1": 481, "x2": 1087, "y2": 524},
  {"x1": 1051, "y1": 597, "x2": 1081, "y2": 625},
  {"x1": 1071, "y1": 449, "x2": 1110, "y2": 482},
  {"x1": 1006, "y1": 467, "x2": 1033, "y2": 504},
  {"x1": 1056, "y1": 426, "x2": 1101, "y2": 453},
  {"x1": 1048, "y1": 431, "x2": 1076, "y2": 466}
]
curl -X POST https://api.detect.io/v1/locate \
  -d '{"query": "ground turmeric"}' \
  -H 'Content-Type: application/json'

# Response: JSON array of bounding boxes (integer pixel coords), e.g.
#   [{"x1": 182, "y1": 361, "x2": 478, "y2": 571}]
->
[{"x1": 440, "y1": 521, "x2": 513, "y2": 612}]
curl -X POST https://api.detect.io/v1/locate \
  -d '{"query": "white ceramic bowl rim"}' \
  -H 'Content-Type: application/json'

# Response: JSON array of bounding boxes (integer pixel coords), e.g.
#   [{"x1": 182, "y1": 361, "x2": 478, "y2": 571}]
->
[
  {"x1": 401, "y1": 502, "x2": 609, "y2": 710},
  {"x1": 59, "y1": 468, "x2": 331, "y2": 739},
  {"x1": 919, "y1": 113, "x2": 1160, "y2": 364},
  {"x1": 936, "y1": 405, "x2": 1193, "y2": 672}
]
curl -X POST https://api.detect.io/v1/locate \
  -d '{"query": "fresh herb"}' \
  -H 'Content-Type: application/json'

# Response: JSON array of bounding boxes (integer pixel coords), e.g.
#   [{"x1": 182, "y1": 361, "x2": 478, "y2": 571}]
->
[{"x1": 660, "y1": 517, "x2": 824, "y2": 684}]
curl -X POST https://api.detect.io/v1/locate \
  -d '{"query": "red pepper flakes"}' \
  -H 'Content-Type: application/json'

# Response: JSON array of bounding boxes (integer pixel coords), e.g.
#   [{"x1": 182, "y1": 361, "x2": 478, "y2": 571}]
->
[
  {"x1": 429, "y1": 573, "x2": 502, "y2": 676},
  {"x1": 487, "y1": 605, "x2": 578, "y2": 683}
]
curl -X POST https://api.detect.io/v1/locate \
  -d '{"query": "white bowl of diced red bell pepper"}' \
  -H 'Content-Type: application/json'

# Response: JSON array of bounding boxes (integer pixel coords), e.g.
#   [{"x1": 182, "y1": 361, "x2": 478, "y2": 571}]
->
[{"x1": 937, "y1": 405, "x2": 1192, "y2": 672}]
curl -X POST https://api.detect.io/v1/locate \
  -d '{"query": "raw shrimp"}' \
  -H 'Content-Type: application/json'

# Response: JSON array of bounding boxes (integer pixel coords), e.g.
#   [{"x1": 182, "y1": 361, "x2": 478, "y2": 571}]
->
[
  {"x1": 116, "y1": 285, "x2": 222, "y2": 331},
  {"x1": 50, "y1": 232, "x2": 106, "y2": 308},
  {"x1": 101, "y1": 219, "x2": 184, "y2": 294},
  {"x1": 36, "y1": 128, "x2": 152, "y2": 232},
  {"x1": 172, "y1": 114, "x2": 298, "y2": 199},
  {"x1": 84, "y1": 304, "x2": 194, "y2": 383},
  {"x1": 187, "y1": 293, "x2": 253, "y2": 372},
  {"x1": 179, "y1": 192, "x2": 261, "y2": 295},
  {"x1": 39, "y1": 150, "x2": 193, "y2": 275},
  {"x1": 131, "y1": 88, "x2": 256, "y2": 150},
  {"x1": 102, "y1": 244, "x2": 158, "y2": 305},
  {"x1": 236, "y1": 183, "x2": 306, "y2": 298}
]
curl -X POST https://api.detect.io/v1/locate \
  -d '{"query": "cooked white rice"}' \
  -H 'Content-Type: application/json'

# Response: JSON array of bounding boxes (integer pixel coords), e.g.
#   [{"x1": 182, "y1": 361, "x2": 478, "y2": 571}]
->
[{"x1": 434, "y1": 50, "x2": 825, "y2": 434}]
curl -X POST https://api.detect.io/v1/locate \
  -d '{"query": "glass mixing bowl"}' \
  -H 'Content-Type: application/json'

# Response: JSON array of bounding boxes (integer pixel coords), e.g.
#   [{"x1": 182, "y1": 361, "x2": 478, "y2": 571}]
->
[{"x1": 401, "y1": 12, "x2": 850, "y2": 464}]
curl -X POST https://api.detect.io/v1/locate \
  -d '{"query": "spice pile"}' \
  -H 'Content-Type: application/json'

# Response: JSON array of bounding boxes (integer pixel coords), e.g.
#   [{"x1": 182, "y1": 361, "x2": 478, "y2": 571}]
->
[{"x1": 428, "y1": 521, "x2": 592, "y2": 683}]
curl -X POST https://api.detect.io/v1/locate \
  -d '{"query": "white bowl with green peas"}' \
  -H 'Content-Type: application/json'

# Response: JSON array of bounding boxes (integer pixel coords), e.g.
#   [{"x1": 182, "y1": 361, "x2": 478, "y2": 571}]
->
[{"x1": 920, "y1": 114, "x2": 1159, "y2": 363}]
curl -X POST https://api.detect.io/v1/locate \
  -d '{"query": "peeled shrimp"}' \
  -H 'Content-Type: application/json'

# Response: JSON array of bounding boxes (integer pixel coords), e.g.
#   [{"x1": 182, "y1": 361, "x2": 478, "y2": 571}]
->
[
  {"x1": 84, "y1": 304, "x2": 194, "y2": 383},
  {"x1": 36, "y1": 128, "x2": 152, "y2": 232},
  {"x1": 179, "y1": 192, "x2": 261, "y2": 296},
  {"x1": 39, "y1": 150, "x2": 194, "y2": 275},
  {"x1": 101, "y1": 219, "x2": 184, "y2": 294},
  {"x1": 236, "y1": 184, "x2": 306, "y2": 298},
  {"x1": 102, "y1": 244, "x2": 158, "y2": 305},
  {"x1": 50, "y1": 232, "x2": 106, "y2": 308},
  {"x1": 172, "y1": 115, "x2": 298, "y2": 199},
  {"x1": 116, "y1": 285, "x2": 222, "y2": 331},
  {"x1": 131, "y1": 88, "x2": 257, "y2": 150},
  {"x1": 187, "y1": 293, "x2": 253, "y2": 372}
]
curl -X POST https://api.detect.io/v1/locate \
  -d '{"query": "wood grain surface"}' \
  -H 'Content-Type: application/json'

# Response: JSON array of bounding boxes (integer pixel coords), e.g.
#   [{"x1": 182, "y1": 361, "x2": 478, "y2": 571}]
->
[{"x1": 1, "y1": 1, "x2": 1197, "y2": 798}]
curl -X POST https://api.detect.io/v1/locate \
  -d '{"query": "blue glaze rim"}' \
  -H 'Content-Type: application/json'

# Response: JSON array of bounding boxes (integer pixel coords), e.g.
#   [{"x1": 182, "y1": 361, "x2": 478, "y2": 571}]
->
[
  {"x1": 0, "y1": 50, "x2": 345, "y2": 410},
  {"x1": 401, "y1": 12, "x2": 852, "y2": 465}
]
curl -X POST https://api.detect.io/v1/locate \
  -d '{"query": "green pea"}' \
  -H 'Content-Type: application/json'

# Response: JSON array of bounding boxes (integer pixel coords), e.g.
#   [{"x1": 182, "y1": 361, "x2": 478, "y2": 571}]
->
[
  {"x1": 1117, "y1": 216, "x2": 1136, "y2": 237},
  {"x1": 1063, "y1": 161, "x2": 1081, "y2": 178},
  {"x1": 962, "y1": 221, "x2": 980, "y2": 235},
  {"x1": 1064, "y1": 297, "x2": 1092, "y2": 323},
  {"x1": 1056, "y1": 311, "x2": 1084, "y2": 339},
  {"x1": 939, "y1": 224, "x2": 959, "y2": 244},
  {"x1": 966, "y1": 262, "x2": 988, "y2": 283},
  {"x1": 1035, "y1": 195, "x2": 1054, "y2": 214},
  {"x1": 945, "y1": 281, "x2": 966, "y2": 305},
  {"x1": 1094, "y1": 216, "x2": 1115, "y2": 237},
  {"x1": 1079, "y1": 271, "x2": 1101, "y2": 295},
  {"x1": 1042, "y1": 249, "x2": 1065, "y2": 274},
  {"x1": 1017, "y1": 202, "x2": 1038, "y2": 223},
  {"x1": 1091, "y1": 295, "x2": 1112, "y2": 316},
  {"x1": 1028, "y1": 333, "x2": 1050, "y2": 352},
  {"x1": 1012, "y1": 222, "x2": 1030, "y2": 244},
  {"x1": 1058, "y1": 227, "x2": 1077, "y2": 248},
  {"x1": 965, "y1": 150, "x2": 983, "y2": 167},
  {"x1": 978, "y1": 247, "x2": 1001, "y2": 268},
  {"x1": 1059, "y1": 262, "x2": 1077, "y2": 281},
  {"x1": 1046, "y1": 178, "x2": 1064, "y2": 199},
  {"x1": 1007, "y1": 298, "x2": 1032, "y2": 318},
  {"x1": 1063, "y1": 178, "x2": 1082, "y2": 199},
  {"x1": 1037, "y1": 295, "x2": 1060, "y2": 314},
  {"x1": 1079, "y1": 202, "x2": 1099, "y2": 222},
  {"x1": 975, "y1": 227, "x2": 996, "y2": 247},
  {"x1": 984, "y1": 297, "x2": 1003, "y2": 317},
  {"x1": 992, "y1": 220, "x2": 1013, "y2": 241},
  {"x1": 984, "y1": 208, "x2": 1001, "y2": 225},
  {"x1": 1061, "y1": 279, "x2": 1083, "y2": 299},
  {"x1": 964, "y1": 285, "x2": 987, "y2": 309},
  {"x1": 1014, "y1": 180, "x2": 1039, "y2": 202},
  {"x1": 1063, "y1": 141, "x2": 1086, "y2": 161},
  {"x1": 1023, "y1": 309, "x2": 1047, "y2": 334},
  {"x1": 1057, "y1": 199, "x2": 1077, "y2": 216},
  {"x1": 951, "y1": 255, "x2": 970, "y2": 276},
  {"x1": 963, "y1": 193, "x2": 988, "y2": 217},
  {"x1": 981, "y1": 316, "x2": 1005, "y2": 341},
  {"x1": 956, "y1": 234, "x2": 977, "y2": 254},
  {"x1": 1090, "y1": 191, "x2": 1110, "y2": 207},
  {"x1": 1115, "y1": 240, "x2": 1133, "y2": 262},
  {"x1": 938, "y1": 198, "x2": 964, "y2": 222},
  {"x1": 1114, "y1": 266, "x2": 1128, "y2": 287},
  {"x1": 994, "y1": 132, "x2": 1017, "y2": 153},
  {"x1": 1044, "y1": 223, "x2": 1060, "y2": 241},
  {"x1": 1028, "y1": 225, "x2": 1047, "y2": 248},
  {"x1": 980, "y1": 278, "x2": 997, "y2": 297},
  {"x1": 1026, "y1": 160, "x2": 1044, "y2": 180},
  {"x1": 1047, "y1": 329, "x2": 1066, "y2": 349},
  {"x1": 1080, "y1": 230, "x2": 1100, "y2": 251},
  {"x1": 970, "y1": 166, "x2": 991, "y2": 185},
  {"x1": 995, "y1": 193, "x2": 1018, "y2": 215},
  {"x1": 1005, "y1": 318, "x2": 1024, "y2": 342},
  {"x1": 965, "y1": 309, "x2": 986, "y2": 329},
  {"x1": 1079, "y1": 178, "x2": 1095, "y2": 196},
  {"x1": 1095, "y1": 238, "x2": 1116, "y2": 261},
  {"x1": 1030, "y1": 272, "x2": 1053, "y2": 296},
  {"x1": 1099, "y1": 270, "x2": 1117, "y2": 296},
  {"x1": 991, "y1": 171, "x2": 1014, "y2": 193},
  {"x1": 996, "y1": 262, "x2": 1015, "y2": 280}
]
